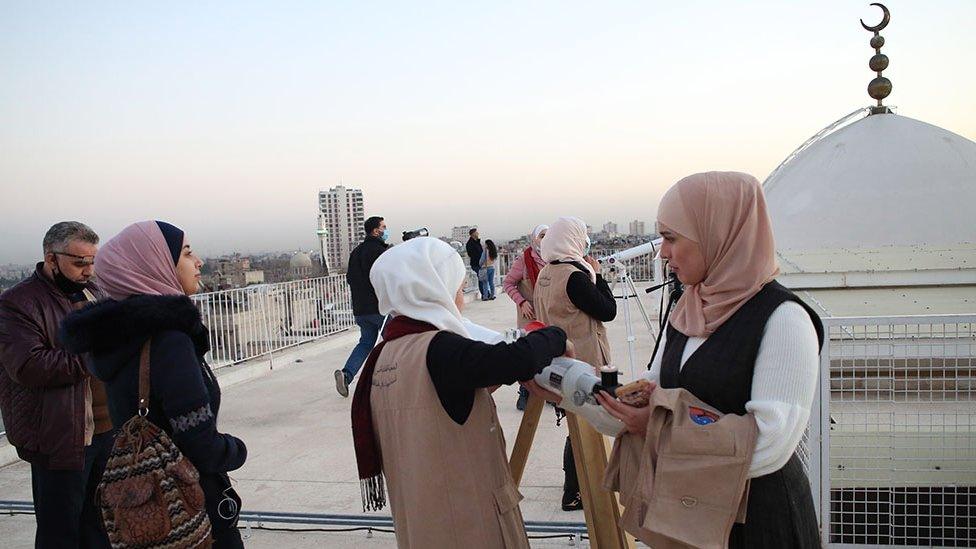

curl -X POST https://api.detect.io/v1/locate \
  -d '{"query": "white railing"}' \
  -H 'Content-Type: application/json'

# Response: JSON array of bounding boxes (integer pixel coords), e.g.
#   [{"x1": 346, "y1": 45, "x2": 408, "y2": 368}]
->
[
  {"x1": 806, "y1": 314, "x2": 976, "y2": 547},
  {"x1": 190, "y1": 275, "x2": 355, "y2": 369}
]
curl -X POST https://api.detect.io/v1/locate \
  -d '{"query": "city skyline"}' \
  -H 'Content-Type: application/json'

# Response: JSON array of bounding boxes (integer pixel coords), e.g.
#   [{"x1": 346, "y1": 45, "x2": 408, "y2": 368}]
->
[{"x1": 2, "y1": 1, "x2": 974, "y2": 264}]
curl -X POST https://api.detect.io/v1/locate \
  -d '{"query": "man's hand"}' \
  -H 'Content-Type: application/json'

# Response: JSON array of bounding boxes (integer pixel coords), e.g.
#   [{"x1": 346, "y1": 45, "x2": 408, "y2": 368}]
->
[
  {"x1": 595, "y1": 384, "x2": 656, "y2": 435},
  {"x1": 518, "y1": 301, "x2": 535, "y2": 320},
  {"x1": 520, "y1": 379, "x2": 562, "y2": 405}
]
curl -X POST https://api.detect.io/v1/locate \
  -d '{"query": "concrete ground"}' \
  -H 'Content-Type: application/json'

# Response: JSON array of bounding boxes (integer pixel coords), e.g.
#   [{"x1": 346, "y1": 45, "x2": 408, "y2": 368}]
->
[{"x1": 0, "y1": 281, "x2": 661, "y2": 548}]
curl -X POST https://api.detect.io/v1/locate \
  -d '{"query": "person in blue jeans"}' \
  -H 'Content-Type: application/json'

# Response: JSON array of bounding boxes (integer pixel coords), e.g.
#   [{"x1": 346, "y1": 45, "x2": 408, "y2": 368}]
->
[
  {"x1": 479, "y1": 239, "x2": 498, "y2": 301},
  {"x1": 335, "y1": 216, "x2": 390, "y2": 397}
]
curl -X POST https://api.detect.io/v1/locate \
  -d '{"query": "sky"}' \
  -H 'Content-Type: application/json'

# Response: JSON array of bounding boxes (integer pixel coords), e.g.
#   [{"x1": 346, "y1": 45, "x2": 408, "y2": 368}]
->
[{"x1": 1, "y1": 0, "x2": 974, "y2": 264}]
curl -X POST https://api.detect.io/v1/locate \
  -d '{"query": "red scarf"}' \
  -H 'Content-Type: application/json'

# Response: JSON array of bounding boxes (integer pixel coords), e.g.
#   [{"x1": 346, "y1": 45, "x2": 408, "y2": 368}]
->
[
  {"x1": 351, "y1": 316, "x2": 437, "y2": 511},
  {"x1": 523, "y1": 246, "x2": 542, "y2": 288}
]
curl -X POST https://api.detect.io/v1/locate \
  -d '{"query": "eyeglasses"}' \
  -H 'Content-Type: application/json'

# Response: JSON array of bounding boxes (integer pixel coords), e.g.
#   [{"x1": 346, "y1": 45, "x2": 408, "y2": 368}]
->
[{"x1": 52, "y1": 251, "x2": 95, "y2": 266}]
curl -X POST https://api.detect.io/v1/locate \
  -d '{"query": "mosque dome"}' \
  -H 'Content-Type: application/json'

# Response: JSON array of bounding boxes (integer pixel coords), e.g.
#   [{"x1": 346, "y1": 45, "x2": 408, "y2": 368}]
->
[
  {"x1": 290, "y1": 252, "x2": 313, "y2": 269},
  {"x1": 764, "y1": 112, "x2": 976, "y2": 251}
]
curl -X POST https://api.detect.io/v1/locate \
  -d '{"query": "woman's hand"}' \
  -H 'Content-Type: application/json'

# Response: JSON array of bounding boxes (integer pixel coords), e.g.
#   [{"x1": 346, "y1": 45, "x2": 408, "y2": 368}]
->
[
  {"x1": 519, "y1": 300, "x2": 535, "y2": 320},
  {"x1": 520, "y1": 379, "x2": 562, "y2": 405},
  {"x1": 596, "y1": 387, "x2": 655, "y2": 435},
  {"x1": 563, "y1": 339, "x2": 576, "y2": 359},
  {"x1": 584, "y1": 255, "x2": 601, "y2": 274}
]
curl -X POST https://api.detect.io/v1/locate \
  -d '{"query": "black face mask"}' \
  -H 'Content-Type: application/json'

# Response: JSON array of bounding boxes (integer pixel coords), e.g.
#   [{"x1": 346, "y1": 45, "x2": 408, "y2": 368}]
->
[{"x1": 52, "y1": 263, "x2": 89, "y2": 297}]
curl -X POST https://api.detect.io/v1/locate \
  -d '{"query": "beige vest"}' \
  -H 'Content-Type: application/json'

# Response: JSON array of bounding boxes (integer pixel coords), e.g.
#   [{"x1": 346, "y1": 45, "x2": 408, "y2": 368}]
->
[
  {"x1": 532, "y1": 263, "x2": 611, "y2": 367},
  {"x1": 603, "y1": 388, "x2": 757, "y2": 549},
  {"x1": 371, "y1": 331, "x2": 530, "y2": 549},
  {"x1": 515, "y1": 277, "x2": 534, "y2": 329}
]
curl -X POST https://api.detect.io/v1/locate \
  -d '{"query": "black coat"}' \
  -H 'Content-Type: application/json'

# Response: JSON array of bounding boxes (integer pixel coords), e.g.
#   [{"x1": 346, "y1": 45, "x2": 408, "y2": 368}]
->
[
  {"x1": 61, "y1": 295, "x2": 246, "y2": 546},
  {"x1": 465, "y1": 237, "x2": 483, "y2": 272},
  {"x1": 346, "y1": 236, "x2": 388, "y2": 316}
]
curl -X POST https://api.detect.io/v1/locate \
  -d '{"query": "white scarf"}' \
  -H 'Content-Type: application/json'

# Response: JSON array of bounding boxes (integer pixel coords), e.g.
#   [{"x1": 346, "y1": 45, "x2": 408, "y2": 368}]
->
[
  {"x1": 370, "y1": 237, "x2": 471, "y2": 337},
  {"x1": 540, "y1": 216, "x2": 594, "y2": 282}
]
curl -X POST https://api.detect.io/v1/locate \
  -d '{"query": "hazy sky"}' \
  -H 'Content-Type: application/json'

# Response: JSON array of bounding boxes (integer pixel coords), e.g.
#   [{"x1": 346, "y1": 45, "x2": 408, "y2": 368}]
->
[{"x1": 2, "y1": 1, "x2": 974, "y2": 264}]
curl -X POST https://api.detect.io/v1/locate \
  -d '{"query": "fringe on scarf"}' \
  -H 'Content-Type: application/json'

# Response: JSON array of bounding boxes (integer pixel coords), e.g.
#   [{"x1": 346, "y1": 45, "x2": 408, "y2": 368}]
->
[{"x1": 360, "y1": 474, "x2": 387, "y2": 512}]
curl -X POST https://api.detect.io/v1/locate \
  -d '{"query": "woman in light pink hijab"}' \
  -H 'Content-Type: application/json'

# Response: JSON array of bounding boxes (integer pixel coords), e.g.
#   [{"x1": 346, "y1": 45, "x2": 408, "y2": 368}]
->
[
  {"x1": 62, "y1": 220, "x2": 247, "y2": 548},
  {"x1": 598, "y1": 172, "x2": 823, "y2": 548}
]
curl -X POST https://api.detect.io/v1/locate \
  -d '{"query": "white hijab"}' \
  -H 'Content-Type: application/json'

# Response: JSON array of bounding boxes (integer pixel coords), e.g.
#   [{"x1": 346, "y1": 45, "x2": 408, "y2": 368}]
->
[
  {"x1": 370, "y1": 237, "x2": 471, "y2": 338},
  {"x1": 540, "y1": 216, "x2": 595, "y2": 282}
]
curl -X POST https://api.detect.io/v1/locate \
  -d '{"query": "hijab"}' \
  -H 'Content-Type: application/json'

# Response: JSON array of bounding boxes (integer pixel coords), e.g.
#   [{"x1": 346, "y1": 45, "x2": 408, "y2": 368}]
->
[
  {"x1": 657, "y1": 171, "x2": 779, "y2": 337},
  {"x1": 95, "y1": 221, "x2": 186, "y2": 300},
  {"x1": 540, "y1": 216, "x2": 595, "y2": 282}
]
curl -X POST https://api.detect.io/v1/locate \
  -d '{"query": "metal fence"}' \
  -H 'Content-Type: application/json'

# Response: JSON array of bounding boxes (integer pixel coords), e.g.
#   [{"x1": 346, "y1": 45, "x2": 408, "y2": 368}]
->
[
  {"x1": 808, "y1": 314, "x2": 976, "y2": 547},
  {"x1": 190, "y1": 275, "x2": 355, "y2": 369}
]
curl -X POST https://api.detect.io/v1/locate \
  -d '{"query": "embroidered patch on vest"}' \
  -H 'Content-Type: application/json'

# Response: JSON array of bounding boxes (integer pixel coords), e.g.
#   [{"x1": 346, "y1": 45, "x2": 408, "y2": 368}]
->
[
  {"x1": 688, "y1": 406, "x2": 720, "y2": 425},
  {"x1": 169, "y1": 404, "x2": 214, "y2": 433}
]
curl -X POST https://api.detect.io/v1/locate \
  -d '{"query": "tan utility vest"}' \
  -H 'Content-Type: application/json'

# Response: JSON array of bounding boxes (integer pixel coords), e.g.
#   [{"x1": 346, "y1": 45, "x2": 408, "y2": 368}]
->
[
  {"x1": 604, "y1": 388, "x2": 757, "y2": 549},
  {"x1": 533, "y1": 263, "x2": 612, "y2": 367},
  {"x1": 370, "y1": 331, "x2": 530, "y2": 549}
]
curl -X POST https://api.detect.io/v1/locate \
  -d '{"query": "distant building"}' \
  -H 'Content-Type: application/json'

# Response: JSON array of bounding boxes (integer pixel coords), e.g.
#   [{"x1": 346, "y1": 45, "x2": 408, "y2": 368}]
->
[
  {"x1": 602, "y1": 222, "x2": 618, "y2": 235},
  {"x1": 290, "y1": 252, "x2": 314, "y2": 279},
  {"x1": 628, "y1": 220, "x2": 646, "y2": 236},
  {"x1": 452, "y1": 225, "x2": 474, "y2": 242},
  {"x1": 319, "y1": 186, "x2": 365, "y2": 273}
]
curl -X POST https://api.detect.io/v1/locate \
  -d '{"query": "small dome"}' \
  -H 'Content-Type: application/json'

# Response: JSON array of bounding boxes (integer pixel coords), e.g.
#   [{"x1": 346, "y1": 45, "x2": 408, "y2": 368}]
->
[
  {"x1": 764, "y1": 113, "x2": 976, "y2": 251},
  {"x1": 290, "y1": 252, "x2": 313, "y2": 268}
]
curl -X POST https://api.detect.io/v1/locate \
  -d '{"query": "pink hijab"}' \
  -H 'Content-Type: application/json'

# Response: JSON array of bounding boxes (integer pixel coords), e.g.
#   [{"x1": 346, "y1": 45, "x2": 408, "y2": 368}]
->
[
  {"x1": 657, "y1": 172, "x2": 779, "y2": 337},
  {"x1": 540, "y1": 217, "x2": 595, "y2": 282},
  {"x1": 96, "y1": 221, "x2": 185, "y2": 300}
]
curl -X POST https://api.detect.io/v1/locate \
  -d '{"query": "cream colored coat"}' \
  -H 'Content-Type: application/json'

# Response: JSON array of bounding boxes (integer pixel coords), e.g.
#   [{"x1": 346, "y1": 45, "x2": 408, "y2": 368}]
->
[{"x1": 371, "y1": 331, "x2": 530, "y2": 549}]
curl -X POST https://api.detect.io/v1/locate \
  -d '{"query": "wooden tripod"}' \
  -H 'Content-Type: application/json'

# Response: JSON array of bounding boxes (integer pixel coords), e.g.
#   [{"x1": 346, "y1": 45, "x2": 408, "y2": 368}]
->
[{"x1": 509, "y1": 395, "x2": 634, "y2": 549}]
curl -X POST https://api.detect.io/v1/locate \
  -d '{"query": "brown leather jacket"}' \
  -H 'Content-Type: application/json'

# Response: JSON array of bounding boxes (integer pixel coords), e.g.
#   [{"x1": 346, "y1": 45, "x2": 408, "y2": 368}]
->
[{"x1": 0, "y1": 264, "x2": 106, "y2": 470}]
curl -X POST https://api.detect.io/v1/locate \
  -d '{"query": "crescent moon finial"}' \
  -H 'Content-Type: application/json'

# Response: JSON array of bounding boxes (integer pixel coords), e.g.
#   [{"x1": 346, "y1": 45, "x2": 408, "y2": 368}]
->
[{"x1": 860, "y1": 3, "x2": 890, "y2": 33}]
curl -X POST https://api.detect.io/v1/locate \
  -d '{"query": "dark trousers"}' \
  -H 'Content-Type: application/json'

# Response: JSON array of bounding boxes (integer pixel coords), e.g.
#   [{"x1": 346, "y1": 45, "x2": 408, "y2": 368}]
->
[
  {"x1": 563, "y1": 435, "x2": 579, "y2": 496},
  {"x1": 31, "y1": 430, "x2": 114, "y2": 549}
]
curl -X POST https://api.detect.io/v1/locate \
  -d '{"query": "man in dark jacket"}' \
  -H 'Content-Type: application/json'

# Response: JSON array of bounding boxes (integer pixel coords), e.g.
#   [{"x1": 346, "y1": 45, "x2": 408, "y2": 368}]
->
[
  {"x1": 0, "y1": 221, "x2": 113, "y2": 548},
  {"x1": 465, "y1": 227, "x2": 483, "y2": 273},
  {"x1": 334, "y1": 216, "x2": 389, "y2": 397}
]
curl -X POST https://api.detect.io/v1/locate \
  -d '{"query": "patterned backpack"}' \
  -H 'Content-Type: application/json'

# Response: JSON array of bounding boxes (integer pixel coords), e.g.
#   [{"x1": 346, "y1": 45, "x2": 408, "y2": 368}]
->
[{"x1": 98, "y1": 339, "x2": 213, "y2": 548}]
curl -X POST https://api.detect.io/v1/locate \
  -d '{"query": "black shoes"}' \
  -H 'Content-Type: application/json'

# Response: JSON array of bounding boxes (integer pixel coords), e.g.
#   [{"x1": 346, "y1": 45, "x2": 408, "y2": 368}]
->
[
  {"x1": 516, "y1": 391, "x2": 528, "y2": 411},
  {"x1": 561, "y1": 492, "x2": 583, "y2": 512}
]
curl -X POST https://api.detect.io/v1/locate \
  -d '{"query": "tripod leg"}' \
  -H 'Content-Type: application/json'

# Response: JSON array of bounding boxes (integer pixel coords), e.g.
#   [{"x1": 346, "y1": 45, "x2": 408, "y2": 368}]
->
[
  {"x1": 566, "y1": 413, "x2": 635, "y2": 549},
  {"x1": 508, "y1": 395, "x2": 545, "y2": 485},
  {"x1": 625, "y1": 274, "x2": 655, "y2": 335}
]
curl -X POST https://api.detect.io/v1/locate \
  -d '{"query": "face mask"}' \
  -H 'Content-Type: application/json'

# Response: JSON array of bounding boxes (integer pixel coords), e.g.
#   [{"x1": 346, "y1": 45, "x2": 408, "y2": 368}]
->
[
  {"x1": 583, "y1": 238, "x2": 592, "y2": 256},
  {"x1": 381, "y1": 228, "x2": 390, "y2": 242},
  {"x1": 52, "y1": 263, "x2": 88, "y2": 296}
]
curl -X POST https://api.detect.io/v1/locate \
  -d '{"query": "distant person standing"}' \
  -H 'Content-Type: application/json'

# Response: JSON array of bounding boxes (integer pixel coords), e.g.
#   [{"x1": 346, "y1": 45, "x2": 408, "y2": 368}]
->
[
  {"x1": 335, "y1": 216, "x2": 390, "y2": 397},
  {"x1": 479, "y1": 239, "x2": 498, "y2": 301},
  {"x1": 465, "y1": 227, "x2": 483, "y2": 275},
  {"x1": 503, "y1": 224, "x2": 548, "y2": 410},
  {"x1": 0, "y1": 221, "x2": 112, "y2": 548}
]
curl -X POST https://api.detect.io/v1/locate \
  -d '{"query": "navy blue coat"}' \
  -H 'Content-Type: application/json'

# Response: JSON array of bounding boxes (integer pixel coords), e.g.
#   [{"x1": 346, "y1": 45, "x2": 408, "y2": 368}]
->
[{"x1": 62, "y1": 295, "x2": 246, "y2": 547}]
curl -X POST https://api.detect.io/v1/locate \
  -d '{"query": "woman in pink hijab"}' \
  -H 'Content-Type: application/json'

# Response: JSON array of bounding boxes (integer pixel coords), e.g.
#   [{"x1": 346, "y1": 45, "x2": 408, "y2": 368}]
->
[
  {"x1": 597, "y1": 172, "x2": 824, "y2": 548},
  {"x1": 62, "y1": 221, "x2": 247, "y2": 548}
]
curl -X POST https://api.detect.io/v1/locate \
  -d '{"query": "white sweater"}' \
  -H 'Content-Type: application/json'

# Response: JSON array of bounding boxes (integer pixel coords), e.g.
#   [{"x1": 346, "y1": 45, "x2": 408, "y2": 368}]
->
[{"x1": 644, "y1": 301, "x2": 819, "y2": 478}]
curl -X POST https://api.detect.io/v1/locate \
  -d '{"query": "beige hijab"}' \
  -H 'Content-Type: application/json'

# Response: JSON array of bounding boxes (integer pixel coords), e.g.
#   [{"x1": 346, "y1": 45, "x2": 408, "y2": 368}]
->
[
  {"x1": 657, "y1": 172, "x2": 779, "y2": 337},
  {"x1": 540, "y1": 216, "x2": 595, "y2": 282}
]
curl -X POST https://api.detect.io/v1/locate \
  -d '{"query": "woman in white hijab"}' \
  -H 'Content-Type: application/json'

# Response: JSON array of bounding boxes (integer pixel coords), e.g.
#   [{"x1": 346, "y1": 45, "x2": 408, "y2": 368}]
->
[
  {"x1": 502, "y1": 224, "x2": 549, "y2": 411},
  {"x1": 350, "y1": 237, "x2": 569, "y2": 549},
  {"x1": 532, "y1": 216, "x2": 618, "y2": 512}
]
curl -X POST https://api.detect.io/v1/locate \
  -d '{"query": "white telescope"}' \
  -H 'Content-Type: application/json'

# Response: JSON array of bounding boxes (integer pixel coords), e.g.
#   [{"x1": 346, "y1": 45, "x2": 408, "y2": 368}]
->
[{"x1": 597, "y1": 237, "x2": 661, "y2": 267}]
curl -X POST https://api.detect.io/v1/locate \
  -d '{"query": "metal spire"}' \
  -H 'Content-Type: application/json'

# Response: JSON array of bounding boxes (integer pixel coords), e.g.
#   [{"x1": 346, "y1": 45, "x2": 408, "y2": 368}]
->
[{"x1": 861, "y1": 3, "x2": 892, "y2": 114}]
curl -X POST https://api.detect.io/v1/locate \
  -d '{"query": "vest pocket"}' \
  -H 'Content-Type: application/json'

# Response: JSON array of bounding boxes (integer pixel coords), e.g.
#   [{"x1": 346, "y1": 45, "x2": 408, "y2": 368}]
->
[
  {"x1": 668, "y1": 426, "x2": 736, "y2": 456},
  {"x1": 493, "y1": 483, "x2": 528, "y2": 548}
]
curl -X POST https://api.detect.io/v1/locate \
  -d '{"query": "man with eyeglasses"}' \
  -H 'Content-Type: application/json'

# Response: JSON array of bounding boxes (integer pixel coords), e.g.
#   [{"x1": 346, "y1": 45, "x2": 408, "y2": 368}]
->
[{"x1": 0, "y1": 221, "x2": 113, "y2": 548}]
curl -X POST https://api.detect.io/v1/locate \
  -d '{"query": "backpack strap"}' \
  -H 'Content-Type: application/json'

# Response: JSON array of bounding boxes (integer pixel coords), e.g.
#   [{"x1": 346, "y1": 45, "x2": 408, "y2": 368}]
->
[{"x1": 138, "y1": 339, "x2": 151, "y2": 417}]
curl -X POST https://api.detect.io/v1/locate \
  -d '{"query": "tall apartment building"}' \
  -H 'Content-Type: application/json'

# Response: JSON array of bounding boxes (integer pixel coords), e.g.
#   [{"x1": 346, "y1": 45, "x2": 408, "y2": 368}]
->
[
  {"x1": 628, "y1": 220, "x2": 646, "y2": 236},
  {"x1": 318, "y1": 185, "x2": 365, "y2": 273},
  {"x1": 603, "y1": 221, "x2": 619, "y2": 235},
  {"x1": 452, "y1": 225, "x2": 474, "y2": 242}
]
